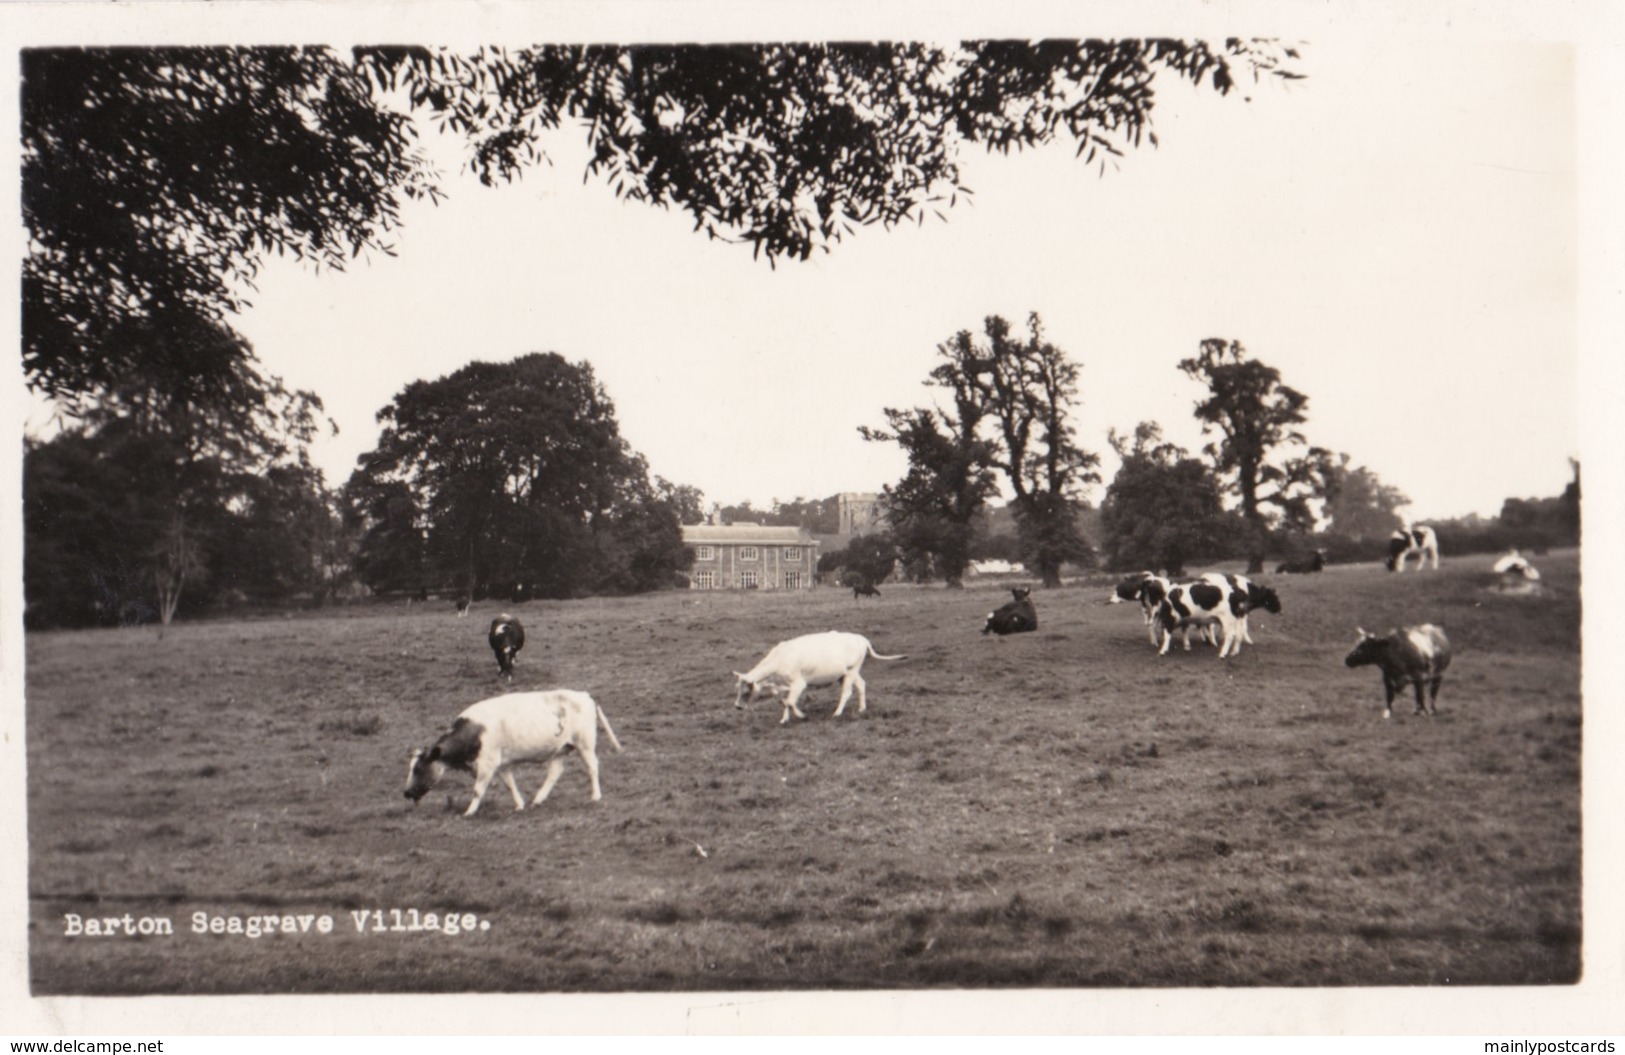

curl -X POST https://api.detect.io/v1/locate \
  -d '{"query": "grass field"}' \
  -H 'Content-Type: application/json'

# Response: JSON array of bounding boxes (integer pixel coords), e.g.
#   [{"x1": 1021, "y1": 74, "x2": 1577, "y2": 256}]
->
[{"x1": 25, "y1": 552, "x2": 1581, "y2": 993}]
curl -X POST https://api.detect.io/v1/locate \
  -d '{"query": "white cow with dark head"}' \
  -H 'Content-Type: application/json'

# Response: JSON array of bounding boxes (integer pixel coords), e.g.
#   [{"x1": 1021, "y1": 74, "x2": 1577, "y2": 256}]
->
[{"x1": 405, "y1": 690, "x2": 622, "y2": 816}]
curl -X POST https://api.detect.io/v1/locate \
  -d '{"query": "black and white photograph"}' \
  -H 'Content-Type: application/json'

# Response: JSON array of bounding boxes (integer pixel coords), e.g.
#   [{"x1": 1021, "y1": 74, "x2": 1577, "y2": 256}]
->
[{"x1": 3, "y1": 0, "x2": 1621, "y2": 1039}]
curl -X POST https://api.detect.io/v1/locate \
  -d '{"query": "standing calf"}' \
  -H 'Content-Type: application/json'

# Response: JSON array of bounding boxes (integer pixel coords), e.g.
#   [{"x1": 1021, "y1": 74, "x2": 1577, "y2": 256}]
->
[
  {"x1": 983, "y1": 587, "x2": 1038, "y2": 636},
  {"x1": 1344, "y1": 625, "x2": 1452, "y2": 719},
  {"x1": 1386, "y1": 526, "x2": 1440, "y2": 572},
  {"x1": 404, "y1": 690, "x2": 623, "y2": 816},
  {"x1": 733, "y1": 631, "x2": 906, "y2": 724},
  {"x1": 489, "y1": 614, "x2": 525, "y2": 681}
]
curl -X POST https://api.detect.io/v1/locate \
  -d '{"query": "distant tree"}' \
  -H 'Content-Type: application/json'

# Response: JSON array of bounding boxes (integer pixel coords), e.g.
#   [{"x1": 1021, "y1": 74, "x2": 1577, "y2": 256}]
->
[
  {"x1": 1178, "y1": 338, "x2": 1333, "y2": 571},
  {"x1": 825, "y1": 534, "x2": 901, "y2": 588},
  {"x1": 593, "y1": 461, "x2": 696, "y2": 593},
  {"x1": 861, "y1": 394, "x2": 999, "y2": 588},
  {"x1": 350, "y1": 352, "x2": 690, "y2": 598},
  {"x1": 960, "y1": 314, "x2": 1100, "y2": 586},
  {"x1": 345, "y1": 478, "x2": 427, "y2": 595},
  {"x1": 657, "y1": 478, "x2": 708, "y2": 526},
  {"x1": 1320, "y1": 454, "x2": 1408, "y2": 540},
  {"x1": 1099, "y1": 423, "x2": 1229, "y2": 576}
]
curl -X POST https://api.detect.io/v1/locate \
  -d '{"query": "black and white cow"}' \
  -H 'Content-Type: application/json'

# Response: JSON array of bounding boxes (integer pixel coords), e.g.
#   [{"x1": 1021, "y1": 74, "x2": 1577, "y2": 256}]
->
[
  {"x1": 455, "y1": 595, "x2": 471, "y2": 617},
  {"x1": 1344, "y1": 624, "x2": 1452, "y2": 719},
  {"x1": 1155, "y1": 575, "x2": 1281, "y2": 658},
  {"x1": 1111, "y1": 571, "x2": 1171, "y2": 646},
  {"x1": 404, "y1": 690, "x2": 623, "y2": 816},
  {"x1": 1386, "y1": 526, "x2": 1440, "y2": 572},
  {"x1": 983, "y1": 587, "x2": 1038, "y2": 636},
  {"x1": 1202, "y1": 572, "x2": 1282, "y2": 652},
  {"x1": 488, "y1": 614, "x2": 525, "y2": 681},
  {"x1": 1275, "y1": 549, "x2": 1326, "y2": 574}
]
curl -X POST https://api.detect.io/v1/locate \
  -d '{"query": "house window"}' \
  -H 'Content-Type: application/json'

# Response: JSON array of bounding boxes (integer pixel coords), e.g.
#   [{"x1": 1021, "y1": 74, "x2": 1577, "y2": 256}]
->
[
  {"x1": 739, "y1": 570, "x2": 759, "y2": 589},
  {"x1": 693, "y1": 571, "x2": 715, "y2": 590},
  {"x1": 739, "y1": 547, "x2": 760, "y2": 561},
  {"x1": 783, "y1": 547, "x2": 801, "y2": 560},
  {"x1": 783, "y1": 572, "x2": 802, "y2": 590},
  {"x1": 695, "y1": 545, "x2": 715, "y2": 561}
]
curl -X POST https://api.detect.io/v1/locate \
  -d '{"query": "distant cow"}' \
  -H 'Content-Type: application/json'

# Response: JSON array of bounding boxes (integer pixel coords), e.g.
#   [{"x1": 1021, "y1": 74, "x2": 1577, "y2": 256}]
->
[
  {"x1": 733, "y1": 631, "x2": 907, "y2": 724},
  {"x1": 1111, "y1": 572, "x2": 1170, "y2": 646},
  {"x1": 1386, "y1": 526, "x2": 1440, "y2": 572},
  {"x1": 1493, "y1": 549, "x2": 1541, "y2": 581},
  {"x1": 983, "y1": 587, "x2": 1038, "y2": 636},
  {"x1": 1344, "y1": 625, "x2": 1452, "y2": 719},
  {"x1": 850, "y1": 580, "x2": 881, "y2": 600},
  {"x1": 455, "y1": 595, "x2": 471, "y2": 617},
  {"x1": 489, "y1": 614, "x2": 525, "y2": 681},
  {"x1": 1276, "y1": 549, "x2": 1326, "y2": 574},
  {"x1": 404, "y1": 690, "x2": 623, "y2": 816}
]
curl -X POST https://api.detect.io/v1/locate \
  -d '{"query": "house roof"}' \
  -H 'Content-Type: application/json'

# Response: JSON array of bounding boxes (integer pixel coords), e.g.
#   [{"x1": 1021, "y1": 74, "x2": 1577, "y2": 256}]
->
[{"x1": 682, "y1": 523, "x2": 817, "y2": 545}]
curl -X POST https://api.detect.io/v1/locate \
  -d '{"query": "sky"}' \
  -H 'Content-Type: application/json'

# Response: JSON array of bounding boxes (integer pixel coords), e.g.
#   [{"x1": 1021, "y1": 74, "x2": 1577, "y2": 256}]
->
[{"x1": 198, "y1": 34, "x2": 1581, "y2": 525}]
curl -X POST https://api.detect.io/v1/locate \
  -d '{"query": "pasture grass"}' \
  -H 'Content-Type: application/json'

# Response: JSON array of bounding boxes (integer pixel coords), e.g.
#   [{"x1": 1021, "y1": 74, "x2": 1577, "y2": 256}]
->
[{"x1": 26, "y1": 553, "x2": 1581, "y2": 992}]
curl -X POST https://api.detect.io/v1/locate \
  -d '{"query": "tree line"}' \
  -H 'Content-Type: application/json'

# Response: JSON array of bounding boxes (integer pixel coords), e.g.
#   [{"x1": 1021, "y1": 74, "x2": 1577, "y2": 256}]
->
[{"x1": 846, "y1": 317, "x2": 1579, "y2": 589}]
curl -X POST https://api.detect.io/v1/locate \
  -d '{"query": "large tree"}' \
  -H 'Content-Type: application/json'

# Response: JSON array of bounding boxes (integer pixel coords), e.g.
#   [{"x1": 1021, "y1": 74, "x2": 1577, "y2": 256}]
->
[
  {"x1": 1099, "y1": 423, "x2": 1231, "y2": 576},
  {"x1": 25, "y1": 41, "x2": 1301, "y2": 408},
  {"x1": 961, "y1": 314, "x2": 1101, "y2": 586},
  {"x1": 349, "y1": 352, "x2": 688, "y2": 598},
  {"x1": 861, "y1": 360, "x2": 1000, "y2": 587},
  {"x1": 1177, "y1": 338, "x2": 1334, "y2": 571}
]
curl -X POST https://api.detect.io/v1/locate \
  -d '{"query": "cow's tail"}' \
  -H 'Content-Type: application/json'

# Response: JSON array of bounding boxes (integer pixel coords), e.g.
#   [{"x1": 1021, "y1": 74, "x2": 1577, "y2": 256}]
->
[
  {"x1": 867, "y1": 645, "x2": 907, "y2": 662},
  {"x1": 596, "y1": 705, "x2": 625, "y2": 753}
]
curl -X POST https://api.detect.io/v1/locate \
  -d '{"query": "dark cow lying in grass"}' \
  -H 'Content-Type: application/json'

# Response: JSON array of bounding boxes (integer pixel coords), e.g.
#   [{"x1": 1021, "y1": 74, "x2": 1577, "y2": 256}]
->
[
  {"x1": 1275, "y1": 549, "x2": 1326, "y2": 574},
  {"x1": 404, "y1": 690, "x2": 623, "y2": 816},
  {"x1": 1344, "y1": 624, "x2": 1452, "y2": 719},
  {"x1": 489, "y1": 614, "x2": 525, "y2": 681},
  {"x1": 983, "y1": 587, "x2": 1037, "y2": 636},
  {"x1": 850, "y1": 580, "x2": 881, "y2": 600}
]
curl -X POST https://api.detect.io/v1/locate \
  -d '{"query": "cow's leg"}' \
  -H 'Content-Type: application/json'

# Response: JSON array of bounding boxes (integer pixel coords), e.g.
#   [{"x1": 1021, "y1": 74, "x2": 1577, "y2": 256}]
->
[
  {"x1": 1411, "y1": 678, "x2": 1429, "y2": 717},
  {"x1": 501, "y1": 769, "x2": 526, "y2": 810},
  {"x1": 466, "y1": 759, "x2": 500, "y2": 816},
  {"x1": 780, "y1": 681, "x2": 809, "y2": 724},
  {"x1": 833, "y1": 672, "x2": 867, "y2": 716},
  {"x1": 1427, "y1": 676, "x2": 1443, "y2": 716},
  {"x1": 578, "y1": 746, "x2": 604, "y2": 801},
  {"x1": 532, "y1": 756, "x2": 567, "y2": 804},
  {"x1": 832, "y1": 673, "x2": 856, "y2": 717},
  {"x1": 1157, "y1": 625, "x2": 1175, "y2": 656}
]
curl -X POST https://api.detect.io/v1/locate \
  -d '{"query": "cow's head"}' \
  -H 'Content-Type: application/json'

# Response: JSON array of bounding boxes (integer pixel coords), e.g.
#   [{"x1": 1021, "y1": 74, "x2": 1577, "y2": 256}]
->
[
  {"x1": 404, "y1": 747, "x2": 447, "y2": 804},
  {"x1": 1112, "y1": 573, "x2": 1151, "y2": 604},
  {"x1": 1011, "y1": 587, "x2": 1032, "y2": 603},
  {"x1": 1343, "y1": 628, "x2": 1386, "y2": 668},
  {"x1": 1248, "y1": 583, "x2": 1283, "y2": 615},
  {"x1": 733, "y1": 673, "x2": 786, "y2": 709}
]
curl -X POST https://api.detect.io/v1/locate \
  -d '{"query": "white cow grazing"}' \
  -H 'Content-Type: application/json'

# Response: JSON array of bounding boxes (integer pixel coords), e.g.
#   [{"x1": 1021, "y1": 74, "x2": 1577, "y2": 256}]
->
[
  {"x1": 1493, "y1": 549, "x2": 1541, "y2": 580},
  {"x1": 404, "y1": 691, "x2": 623, "y2": 817},
  {"x1": 733, "y1": 631, "x2": 906, "y2": 724}
]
